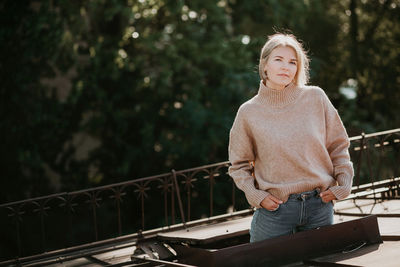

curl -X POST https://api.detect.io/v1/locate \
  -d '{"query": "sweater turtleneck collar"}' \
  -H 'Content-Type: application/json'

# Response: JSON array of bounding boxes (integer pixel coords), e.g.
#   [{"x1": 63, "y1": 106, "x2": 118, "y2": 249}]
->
[{"x1": 256, "y1": 80, "x2": 302, "y2": 108}]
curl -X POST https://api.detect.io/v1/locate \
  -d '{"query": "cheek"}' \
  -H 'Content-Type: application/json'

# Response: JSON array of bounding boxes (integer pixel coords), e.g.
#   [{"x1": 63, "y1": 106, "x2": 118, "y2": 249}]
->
[
  {"x1": 265, "y1": 62, "x2": 277, "y2": 74},
  {"x1": 290, "y1": 66, "x2": 298, "y2": 76}
]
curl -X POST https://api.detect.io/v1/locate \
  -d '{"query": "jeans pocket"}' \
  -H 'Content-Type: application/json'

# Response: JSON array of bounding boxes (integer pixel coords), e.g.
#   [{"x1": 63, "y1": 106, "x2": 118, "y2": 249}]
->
[
  {"x1": 260, "y1": 204, "x2": 282, "y2": 216},
  {"x1": 269, "y1": 207, "x2": 280, "y2": 215},
  {"x1": 319, "y1": 197, "x2": 333, "y2": 207}
]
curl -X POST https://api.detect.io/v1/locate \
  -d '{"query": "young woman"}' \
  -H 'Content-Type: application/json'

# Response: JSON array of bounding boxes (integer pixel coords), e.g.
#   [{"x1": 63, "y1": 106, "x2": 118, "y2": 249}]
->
[{"x1": 228, "y1": 33, "x2": 354, "y2": 242}]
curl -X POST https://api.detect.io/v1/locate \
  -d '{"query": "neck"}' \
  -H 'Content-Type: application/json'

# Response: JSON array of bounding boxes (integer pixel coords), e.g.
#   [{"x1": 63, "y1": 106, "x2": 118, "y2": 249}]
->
[
  {"x1": 264, "y1": 79, "x2": 286, "y2": 90},
  {"x1": 257, "y1": 80, "x2": 302, "y2": 108}
]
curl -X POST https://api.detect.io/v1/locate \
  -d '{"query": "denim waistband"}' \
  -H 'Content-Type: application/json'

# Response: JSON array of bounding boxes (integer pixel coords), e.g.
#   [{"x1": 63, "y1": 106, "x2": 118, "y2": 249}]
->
[{"x1": 288, "y1": 189, "x2": 320, "y2": 201}]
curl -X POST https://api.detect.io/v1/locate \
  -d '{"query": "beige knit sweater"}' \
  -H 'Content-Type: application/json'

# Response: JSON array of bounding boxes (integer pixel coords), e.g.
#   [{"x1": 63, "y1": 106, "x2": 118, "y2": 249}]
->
[{"x1": 228, "y1": 81, "x2": 354, "y2": 208}]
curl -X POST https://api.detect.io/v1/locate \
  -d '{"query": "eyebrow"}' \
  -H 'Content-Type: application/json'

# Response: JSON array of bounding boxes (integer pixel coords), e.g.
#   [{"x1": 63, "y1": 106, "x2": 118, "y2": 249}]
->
[{"x1": 273, "y1": 55, "x2": 297, "y2": 61}]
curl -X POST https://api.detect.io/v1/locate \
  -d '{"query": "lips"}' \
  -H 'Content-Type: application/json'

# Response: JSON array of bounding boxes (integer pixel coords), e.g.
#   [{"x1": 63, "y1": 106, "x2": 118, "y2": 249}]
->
[{"x1": 278, "y1": 74, "x2": 290, "y2": 78}]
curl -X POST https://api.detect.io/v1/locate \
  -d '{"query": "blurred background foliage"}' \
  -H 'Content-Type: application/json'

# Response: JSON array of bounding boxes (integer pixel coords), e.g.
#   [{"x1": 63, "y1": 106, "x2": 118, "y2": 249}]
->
[{"x1": 1, "y1": 0, "x2": 399, "y2": 203}]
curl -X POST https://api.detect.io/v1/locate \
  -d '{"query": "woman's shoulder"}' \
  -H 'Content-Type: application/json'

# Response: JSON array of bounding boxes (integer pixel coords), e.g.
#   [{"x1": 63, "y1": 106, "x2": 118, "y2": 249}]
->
[
  {"x1": 237, "y1": 96, "x2": 260, "y2": 114},
  {"x1": 301, "y1": 84, "x2": 325, "y2": 94},
  {"x1": 300, "y1": 84, "x2": 329, "y2": 100}
]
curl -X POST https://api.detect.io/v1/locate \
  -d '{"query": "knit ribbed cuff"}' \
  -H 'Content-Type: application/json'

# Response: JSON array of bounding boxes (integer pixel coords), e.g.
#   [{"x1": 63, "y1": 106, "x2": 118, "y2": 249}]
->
[
  {"x1": 329, "y1": 180, "x2": 352, "y2": 200},
  {"x1": 248, "y1": 188, "x2": 270, "y2": 208}
]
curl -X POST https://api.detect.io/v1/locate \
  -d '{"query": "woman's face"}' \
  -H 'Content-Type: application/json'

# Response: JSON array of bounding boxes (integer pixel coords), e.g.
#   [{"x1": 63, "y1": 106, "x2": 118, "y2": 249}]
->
[{"x1": 263, "y1": 46, "x2": 298, "y2": 90}]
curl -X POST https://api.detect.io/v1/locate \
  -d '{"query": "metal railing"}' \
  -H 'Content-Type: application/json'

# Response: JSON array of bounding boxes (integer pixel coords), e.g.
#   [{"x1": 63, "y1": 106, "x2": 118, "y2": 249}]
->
[{"x1": 1, "y1": 128, "x2": 400, "y2": 262}]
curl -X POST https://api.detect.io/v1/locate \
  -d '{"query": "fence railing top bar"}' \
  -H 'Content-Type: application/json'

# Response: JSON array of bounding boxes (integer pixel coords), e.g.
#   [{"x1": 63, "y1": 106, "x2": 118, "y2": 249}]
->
[
  {"x1": 173, "y1": 161, "x2": 230, "y2": 175},
  {"x1": 0, "y1": 172, "x2": 171, "y2": 206},
  {"x1": 70, "y1": 172, "x2": 172, "y2": 193},
  {"x1": 0, "y1": 192, "x2": 69, "y2": 208},
  {"x1": 349, "y1": 128, "x2": 400, "y2": 141}
]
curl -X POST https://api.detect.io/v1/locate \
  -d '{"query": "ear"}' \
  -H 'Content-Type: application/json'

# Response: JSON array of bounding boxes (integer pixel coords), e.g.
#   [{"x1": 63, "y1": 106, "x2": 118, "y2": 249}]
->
[{"x1": 264, "y1": 70, "x2": 268, "y2": 80}]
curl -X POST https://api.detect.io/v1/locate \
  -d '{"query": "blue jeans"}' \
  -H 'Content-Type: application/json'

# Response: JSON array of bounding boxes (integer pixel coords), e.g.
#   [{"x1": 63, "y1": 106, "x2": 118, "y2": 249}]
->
[{"x1": 250, "y1": 189, "x2": 333, "y2": 243}]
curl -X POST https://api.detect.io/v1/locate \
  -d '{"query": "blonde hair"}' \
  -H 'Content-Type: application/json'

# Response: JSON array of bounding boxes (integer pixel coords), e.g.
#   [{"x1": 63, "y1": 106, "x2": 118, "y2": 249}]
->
[{"x1": 259, "y1": 33, "x2": 309, "y2": 87}]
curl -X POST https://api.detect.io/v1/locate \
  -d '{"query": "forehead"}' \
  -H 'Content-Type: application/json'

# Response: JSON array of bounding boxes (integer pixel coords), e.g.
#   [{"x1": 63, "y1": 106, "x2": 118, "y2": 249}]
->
[{"x1": 270, "y1": 45, "x2": 297, "y2": 59}]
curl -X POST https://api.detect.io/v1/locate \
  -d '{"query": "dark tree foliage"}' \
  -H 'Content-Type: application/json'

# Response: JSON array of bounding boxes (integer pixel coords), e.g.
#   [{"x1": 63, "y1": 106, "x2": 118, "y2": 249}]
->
[
  {"x1": 0, "y1": 1, "x2": 82, "y2": 201},
  {"x1": 1, "y1": 0, "x2": 399, "y2": 204}
]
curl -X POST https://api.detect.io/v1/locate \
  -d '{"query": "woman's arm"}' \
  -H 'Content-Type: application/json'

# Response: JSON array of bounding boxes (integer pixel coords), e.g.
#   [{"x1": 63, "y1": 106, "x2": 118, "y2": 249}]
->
[
  {"x1": 228, "y1": 107, "x2": 270, "y2": 208},
  {"x1": 322, "y1": 93, "x2": 354, "y2": 200}
]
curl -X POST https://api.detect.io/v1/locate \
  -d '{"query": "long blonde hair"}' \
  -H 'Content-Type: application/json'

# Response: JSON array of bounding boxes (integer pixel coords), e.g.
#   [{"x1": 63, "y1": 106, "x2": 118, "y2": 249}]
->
[{"x1": 259, "y1": 33, "x2": 310, "y2": 87}]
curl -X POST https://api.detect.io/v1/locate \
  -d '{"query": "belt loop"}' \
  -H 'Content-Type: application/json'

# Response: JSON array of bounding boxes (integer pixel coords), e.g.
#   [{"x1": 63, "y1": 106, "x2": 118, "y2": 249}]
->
[{"x1": 315, "y1": 188, "x2": 321, "y2": 197}]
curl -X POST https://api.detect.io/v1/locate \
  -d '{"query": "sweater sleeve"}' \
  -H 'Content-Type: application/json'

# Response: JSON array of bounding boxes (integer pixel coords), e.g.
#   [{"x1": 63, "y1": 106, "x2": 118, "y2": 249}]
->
[
  {"x1": 322, "y1": 93, "x2": 354, "y2": 200},
  {"x1": 228, "y1": 107, "x2": 269, "y2": 208}
]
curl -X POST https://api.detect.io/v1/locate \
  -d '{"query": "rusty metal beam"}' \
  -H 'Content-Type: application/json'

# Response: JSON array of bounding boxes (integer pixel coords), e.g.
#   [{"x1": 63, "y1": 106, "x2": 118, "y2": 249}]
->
[
  {"x1": 171, "y1": 215, "x2": 382, "y2": 267},
  {"x1": 131, "y1": 256, "x2": 197, "y2": 267},
  {"x1": 335, "y1": 212, "x2": 400, "y2": 218}
]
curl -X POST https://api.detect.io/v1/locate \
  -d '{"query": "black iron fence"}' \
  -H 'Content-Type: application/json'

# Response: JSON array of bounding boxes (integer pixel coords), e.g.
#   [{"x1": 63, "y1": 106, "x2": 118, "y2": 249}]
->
[{"x1": 1, "y1": 128, "x2": 399, "y2": 262}]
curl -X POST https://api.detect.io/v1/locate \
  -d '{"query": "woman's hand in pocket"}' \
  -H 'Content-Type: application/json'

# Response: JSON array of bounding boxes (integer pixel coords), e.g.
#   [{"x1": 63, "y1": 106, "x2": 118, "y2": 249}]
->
[
  {"x1": 320, "y1": 189, "x2": 336, "y2": 203},
  {"x1": 260, "y1": 194, "x2": 283, "y2": 211}
]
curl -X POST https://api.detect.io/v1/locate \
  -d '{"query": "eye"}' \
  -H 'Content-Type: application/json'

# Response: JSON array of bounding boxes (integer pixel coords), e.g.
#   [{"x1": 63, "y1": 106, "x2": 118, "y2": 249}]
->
[
  {"x1": 274, "y1": 58, "x2": 282, "y2": 61},
  {"x1": 290, "y1": 61, "x2": 297, "y2": 65}
]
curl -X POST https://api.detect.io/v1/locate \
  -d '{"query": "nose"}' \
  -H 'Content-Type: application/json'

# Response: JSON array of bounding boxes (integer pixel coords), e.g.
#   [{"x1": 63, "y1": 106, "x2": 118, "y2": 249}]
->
[{"x1": 281, "y1": 62, "x2": 290, "y2": 70}]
